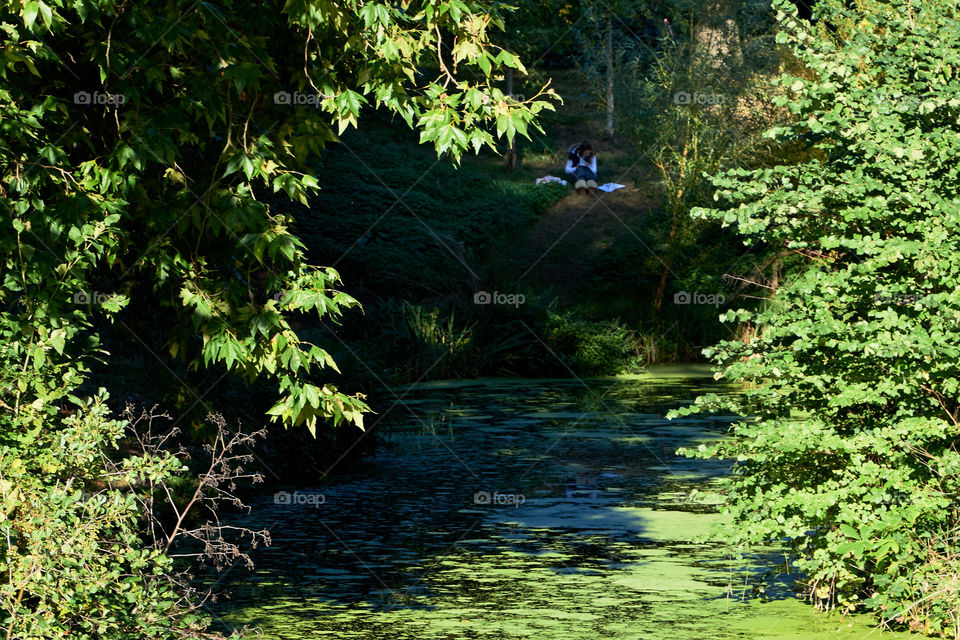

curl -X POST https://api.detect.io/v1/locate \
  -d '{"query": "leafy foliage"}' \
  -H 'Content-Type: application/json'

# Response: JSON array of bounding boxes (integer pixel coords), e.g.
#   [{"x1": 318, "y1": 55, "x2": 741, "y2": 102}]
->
[
  {"x1": 674, "y1": 0, "x2": 960, "y2": 633},
  {"x1": 0, "y1": 0, "x2": 555, "y2": 637},
  {"x1": 540, "y1": 308, "x2": 643, "y2": 375},
  {"x1": 0, "y1": 0, "x2": 556, "y2": 433},
  {"x1": 1, "y1": 395, "x2": 209, "y2": 639},
  {"x1": 566, "y1": 0, "x2": 784, "y2": 352}
]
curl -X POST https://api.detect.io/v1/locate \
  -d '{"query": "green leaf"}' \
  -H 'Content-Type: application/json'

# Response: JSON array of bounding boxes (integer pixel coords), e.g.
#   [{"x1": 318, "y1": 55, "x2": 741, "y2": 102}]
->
[
  {"x1": 477, "y1": 53, "x2": 491, "y2": 76},
  {"x1": 23, "y1": 1, "x2": 39, "y2": 29},
  {"x1": 37, "y1": 1, "x2": 53, "y2": 29},
  {"x1": 50, "y1": 331, "x2": 66, "y2": 355}
]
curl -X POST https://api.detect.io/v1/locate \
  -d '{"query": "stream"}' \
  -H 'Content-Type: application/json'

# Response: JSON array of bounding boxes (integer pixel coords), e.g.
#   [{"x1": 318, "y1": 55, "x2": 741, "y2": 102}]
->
[{"x1": 207, "y1": 367, "x2": 913, "y2": 639}]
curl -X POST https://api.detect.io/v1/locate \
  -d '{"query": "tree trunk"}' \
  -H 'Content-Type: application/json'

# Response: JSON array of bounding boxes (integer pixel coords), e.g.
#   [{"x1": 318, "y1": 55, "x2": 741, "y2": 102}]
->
[
  {"x1": 694, "y1": 0, "x2": 742, "y2": 68},
  {"x1": 604, "y1": 11, "x2": 615, "y2": 137},
  {"x1": 505, "y1": 67, "x2": 516, "y2": 170},
  {"x1": 653, "y1": 259, "x2": 672, "y2": 315},
  {"x1": 653, "y1": 204, "x2": 681, "y2": 315}
]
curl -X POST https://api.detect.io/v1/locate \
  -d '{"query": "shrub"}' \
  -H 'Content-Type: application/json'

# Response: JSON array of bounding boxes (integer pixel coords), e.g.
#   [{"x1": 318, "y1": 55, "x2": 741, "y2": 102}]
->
[
  {"x1": 1, "y1": 392, "x2": 269, "y2": 639},
  {"x1": 2, "y1": 395, "x2": 208, "y2": 639},
  {"x1": 674, "y1": 0, "x2": 960, "y2": 634},
  {"x1": 541, "y1": 308, "x2": 642, "y2": 376}
]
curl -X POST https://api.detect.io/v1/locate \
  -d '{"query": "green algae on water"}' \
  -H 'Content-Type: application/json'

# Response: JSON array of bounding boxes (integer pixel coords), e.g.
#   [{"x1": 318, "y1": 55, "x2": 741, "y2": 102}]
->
[{"x1": 208, "y1": 373, "x2": 916, "y2": 640}]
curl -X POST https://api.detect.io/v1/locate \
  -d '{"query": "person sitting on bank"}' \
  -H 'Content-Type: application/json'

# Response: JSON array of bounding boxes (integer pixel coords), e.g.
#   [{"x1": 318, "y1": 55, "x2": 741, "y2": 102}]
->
[{"x1": 565, "y1": 141, "x2": 598, "y2": 195}]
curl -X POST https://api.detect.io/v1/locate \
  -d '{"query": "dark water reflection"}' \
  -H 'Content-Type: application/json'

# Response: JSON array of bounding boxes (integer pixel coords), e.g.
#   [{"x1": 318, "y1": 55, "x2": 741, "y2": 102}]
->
[{"x1": 206, "y1": 369, "x2": 914, "y2": 640}]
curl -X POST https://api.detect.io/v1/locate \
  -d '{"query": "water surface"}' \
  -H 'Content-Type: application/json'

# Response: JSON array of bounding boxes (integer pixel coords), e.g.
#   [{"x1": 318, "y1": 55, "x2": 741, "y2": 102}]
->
[{"x1": 209, "y1": 368, "x2": 913, "y2": 640}]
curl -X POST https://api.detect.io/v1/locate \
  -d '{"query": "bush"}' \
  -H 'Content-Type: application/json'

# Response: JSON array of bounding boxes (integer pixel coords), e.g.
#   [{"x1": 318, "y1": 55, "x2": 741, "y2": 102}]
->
[
  {"x1": 1, "y1": 392, "x2": 269, "y2": 639},
  {"x1": 1, "y1": 396, "x2": 206, "y2": 639},
  {"x1": 674, "y1": 0, "x2": 960, "y2": 634},
  {"x1": 541, "y1": 308, "x2": 643, "y2": 376}
]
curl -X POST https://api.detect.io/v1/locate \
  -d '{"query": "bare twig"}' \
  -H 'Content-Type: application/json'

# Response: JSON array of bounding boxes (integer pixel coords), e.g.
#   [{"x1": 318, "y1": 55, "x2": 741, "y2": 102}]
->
[{"x1": 102, "y1": 405, "x2": 271, "y2": 630}]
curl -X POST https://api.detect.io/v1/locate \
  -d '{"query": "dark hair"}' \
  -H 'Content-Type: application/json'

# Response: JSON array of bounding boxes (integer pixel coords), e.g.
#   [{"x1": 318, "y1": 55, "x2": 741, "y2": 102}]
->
[{"x1": 568, "y1": 141, "x2": 595, "y2": 164}]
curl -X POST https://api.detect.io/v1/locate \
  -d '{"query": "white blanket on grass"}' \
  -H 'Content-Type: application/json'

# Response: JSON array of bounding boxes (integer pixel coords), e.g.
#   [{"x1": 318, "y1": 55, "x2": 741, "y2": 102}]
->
[{"x1": 597, "y1": 183, "x2": 626, "y2": 192}]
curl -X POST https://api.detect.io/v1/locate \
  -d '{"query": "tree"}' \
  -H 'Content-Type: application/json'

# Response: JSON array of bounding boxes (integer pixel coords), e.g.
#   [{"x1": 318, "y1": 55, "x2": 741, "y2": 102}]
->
[
  {"x1": 0, "y1": 0, "x2": 555, "y2": 636},
  {"x1": 0, "y1": 0, "x2": 555, "y2": 434},
  {"x1": 616, "y1": 0, "x2": 779, "y2": 316},
  {"x1": 491, "y1": 0, "x2": 576, "y2": 168},
  {"x1": 577, "y1": 0, "x2": 647, "y2": 139},
  {"x1": 674, "y1": 0, "x2": 960, "y2": 632},
  {"x1": 604, "y1": 8, "x2": 616, "y2": 136},
  {"x1": 693, "y1": 0, "x2": 743, "y2": 68}
]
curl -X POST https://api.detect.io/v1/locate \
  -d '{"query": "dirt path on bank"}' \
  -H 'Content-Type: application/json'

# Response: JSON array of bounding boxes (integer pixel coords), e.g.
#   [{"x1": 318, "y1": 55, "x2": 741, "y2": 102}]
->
[
  {"x1": 520, "y1": 180, "x2": 656, "y2": 289},
  {"x1": 496, "y1": 102, "x2": 660, "y2": 293}
]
